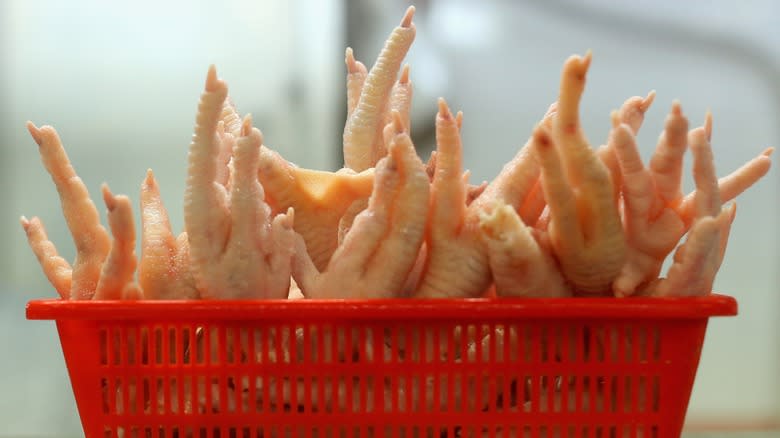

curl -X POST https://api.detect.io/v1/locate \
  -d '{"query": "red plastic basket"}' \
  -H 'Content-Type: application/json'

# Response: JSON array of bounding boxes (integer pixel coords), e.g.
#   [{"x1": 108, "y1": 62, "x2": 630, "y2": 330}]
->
[{"x1": 27, "y1": 295, "x2": 736, "y2": 438}]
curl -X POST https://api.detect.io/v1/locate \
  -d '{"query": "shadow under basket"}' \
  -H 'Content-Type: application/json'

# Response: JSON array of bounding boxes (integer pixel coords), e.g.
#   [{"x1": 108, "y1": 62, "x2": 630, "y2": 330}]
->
[{"x1": 26, "y1": 294, "x2": 737, "y2": 438}]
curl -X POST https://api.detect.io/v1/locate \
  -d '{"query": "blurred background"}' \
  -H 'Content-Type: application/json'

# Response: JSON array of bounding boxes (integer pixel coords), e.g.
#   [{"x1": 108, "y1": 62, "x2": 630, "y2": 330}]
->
[{"x1": 1, "y1": 0, "x2": 778, "y2": 436}]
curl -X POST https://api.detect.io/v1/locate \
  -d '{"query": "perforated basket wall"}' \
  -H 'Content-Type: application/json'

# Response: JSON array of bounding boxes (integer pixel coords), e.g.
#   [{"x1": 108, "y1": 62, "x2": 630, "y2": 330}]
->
[{"x1": 26, "y1": 295, "x2": 737, "y2": 438}]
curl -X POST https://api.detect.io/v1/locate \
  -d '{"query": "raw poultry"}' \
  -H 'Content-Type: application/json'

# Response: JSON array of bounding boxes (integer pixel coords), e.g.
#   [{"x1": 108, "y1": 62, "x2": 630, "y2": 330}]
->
[{"x1": 184, "y1": 65, "x2": 296, "y2": 300}]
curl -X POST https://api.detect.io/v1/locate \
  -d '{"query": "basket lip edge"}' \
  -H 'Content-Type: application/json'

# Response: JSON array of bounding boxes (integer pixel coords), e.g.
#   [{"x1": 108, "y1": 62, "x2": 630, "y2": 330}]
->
[{"x1": 25, "y1": 293, "x2": 738, "y2": 321}]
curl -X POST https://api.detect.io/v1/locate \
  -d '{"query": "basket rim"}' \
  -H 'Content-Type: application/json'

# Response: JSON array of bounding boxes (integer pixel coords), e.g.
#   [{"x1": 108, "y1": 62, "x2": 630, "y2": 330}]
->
[{"x1": 26, "y1": 293, "x2": 737, "y2": 321}]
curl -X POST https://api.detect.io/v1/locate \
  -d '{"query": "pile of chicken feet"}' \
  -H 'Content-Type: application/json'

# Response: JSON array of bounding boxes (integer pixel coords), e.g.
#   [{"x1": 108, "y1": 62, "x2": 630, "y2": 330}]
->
[{"x1": 22, "y1": 5, "x2": 773, "y2": 420}]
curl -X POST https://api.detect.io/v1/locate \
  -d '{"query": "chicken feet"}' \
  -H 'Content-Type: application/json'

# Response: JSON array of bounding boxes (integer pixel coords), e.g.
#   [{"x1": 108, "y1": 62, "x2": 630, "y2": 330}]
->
[
  {"x1": 539, "y1": 53, "x2": 627, "y2": 296},
  {"x1": 184, "y1": 66, "x2": 295, "y2": 300},
  {"x1": 640, "y1": 117, "x2": 737, "y2": 297},
  {"x1": 139, "y1": 169, "x2": 199, "y2": 300},
  {"x1": 612, "y1": 106, "x2": 774, "y2": 296},
  {"x1": 292, "y1": 113, "x2": 429, "y2": 299},
  {"x1": 342, "y1": 6, "x2": 416, "y2": 172},
  {"x1": 412, "y1": 99, "x2": 490, "y2": 298},
  {"x1": 23, "y1": 122, "x2": 112, "y2": 300}
]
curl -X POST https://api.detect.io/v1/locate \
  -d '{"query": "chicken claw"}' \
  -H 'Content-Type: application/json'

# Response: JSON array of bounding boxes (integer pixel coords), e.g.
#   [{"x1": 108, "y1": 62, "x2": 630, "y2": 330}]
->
[
  {"x1": 185, "y1": 66, "x2": 295, "y2": 299},
  {"x1": 139, "y1": 169, "x2": 199, "y2": 300},
  {"x1": 343, "y1": 6, "x2": 416, "y2": 172},
  {"x1": 612, "y1": 106, "x2": 773, "y2": 296},
  {"x1": 20, "y1": 216, "x2": 72, "y2": 299},
  {"x1": 25, "y1": 122, "x2": 111, "y2": 300},
  {"x1": 93, "y1": 184, "x2": 142, "y2": 300},
  {"x1": 643, "y1": 119, "x2": 737, "y2": 297},
  {"x1": 596, "y1": 91, "x2": 657, "y2": 203},
  {"x1": 294, "y1": 112, "x2": 429, "y2": 299},
  {"x1": 413, "y1": 99, "x2": 489, "y2": 298},
  {"x1": 541, "y1": 53, "x2": 626, "y2": 295},
  {"x1": 344, "y1": 47, "x2": 368, "y2": 122},
  {"x1": 479, "y1": 200, "x2": 570, "y2": 298}
]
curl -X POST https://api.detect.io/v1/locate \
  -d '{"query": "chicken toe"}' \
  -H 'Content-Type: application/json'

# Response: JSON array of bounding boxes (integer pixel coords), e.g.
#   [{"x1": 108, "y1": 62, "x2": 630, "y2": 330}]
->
[
  {"x1": 93, "y1": 184, "x2": 141, "y2": 300},
  {"x1": 26, "y1": 121, "x2": 111, "y2": 300},
  {"x1": 543, "y1": 53, "x2": 626, "y2": 295},
  {"x1": 20, "y1": 216, "x2": 72, "y2": 299}
]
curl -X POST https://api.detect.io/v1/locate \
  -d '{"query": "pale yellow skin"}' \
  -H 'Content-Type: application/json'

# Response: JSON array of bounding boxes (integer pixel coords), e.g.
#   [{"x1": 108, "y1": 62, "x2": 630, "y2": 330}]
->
[
  {"x1": 138, "y1": 169, "x2": 198, "y2": 300},
  {"x1": 611, "y1": 108, "x2": 773, "y2": 296},
  {"x1": 292, "y1": 112, "x2": 430, "y2": 299},
  {"x1": 246, "y1": 7, "x2": 417, "y2": 273},
  {"x1": 22, "y1": 122, "x2": 138, "y2": 301},
  {"x1": 184, "y1": 65, "x2": 296, "y2": 300},
  {"x1": 22, "y1": 122, "x2": 200, "y2": 301}
]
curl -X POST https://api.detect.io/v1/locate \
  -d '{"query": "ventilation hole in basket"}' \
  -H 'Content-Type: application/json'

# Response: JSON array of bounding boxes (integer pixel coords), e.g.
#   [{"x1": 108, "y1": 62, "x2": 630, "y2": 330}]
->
[
  {"x1": 579, "y1": 325, "x2": 592, "y2": 363},
  {"x1": 464, "y1": 326, "x2": 474, "y2": 364},
  {"x1": 484, "y1": 324, "x2": 494, "y2": 363},
  {"x1": 122, "y1": 329, "x2": 135, "y2": 366},
  {"x1": 650, "y1": 425, "x2": 660, "y2": 438},
  {"x1": 604, "y1": 375, "x2": 616, "y2": 413},
  {"x1": 438, "y1": 325, "x2": 449, "y2": 363},
  {"x1": 109, "y1": 328, "x2": 120, "y2": 365},
  {"x1": 316, "y1": 377, "x2": 333, "y2": 414},
  {"x1": 359, "y1": 326, "x2": 372, "y2": 362},
  {"x1": 406, "y1": 327, "x2": 424, "y2": 363},
  {"x1": 619, "y1": 324, "x2": 631, "y2": 364},
  {"x1": 150, "y1": 327, "x2": 161, "y2": 365},
  {"x1": 98, "y1": 329, "x2": 110, "y2": 366},
  {"x1": 618, "y1": 325, "x2": 628, "y2": 363},
  {"x1": 501, "y1": 325, "x2": 514, "y2": 364},
  {"x1": 640, "y1": 375, "x2": 650, "y2": 413},
  {"x1": 320, "y1": 326, "x2": 332, "y2": 364},
  {"x1": 112, "y1": 377, "x2": 124, "y2": 414},
  {"x1": 598, "y1": 326, "x2": 609, "y2": 362},
  {"x1": 603, "y1": 326, "x2": 615, "y2": 363},
  {"x1": 536, "y1": 326, "x2": 548, "y2": 363},
  {"x1": 652, "y1": 375, "x2": 661, "y2": 413},
  {"x1": 491, "y1": 324, "x2": 502, "y2": 363},
  {"x1": 150, "y1": 378, "x2": 167, "y2": 414},
  {"x1": 437, "y1": 374, "x2": 449, "y2": 412},
  {"x1": 237, "y1": 327, "x2": 247, "y2": 365},
  {"x1": 100, "y1": 377, "x2": 110, "y2": 414},
  {"x1": 212, "y1": 327, "x2": 225, "y2": 364},
  {"x1": 179, "y1": 327, "x2": 190, "y2": 365},
  {"x1": 530, "y1": 326, "x2": 541, "y2": 364},
  {"x1": 126, "y1": 377, "x2": 137, "y2": 414},
  {"x1": 494, "y1": 376, "x2": 504, "y2": 411},
  {"x1": 222, "y1": 327, "x2": 233, "y2": 364},
  {"x1": 562, "y1": 376, "x2": 574, "y2": 413},
  {"x1": 652, "y1": 327, "x2": 661, "y2": 362},
  {"x1": 420, "y1": 326, "x2": 431, "y2": 363},
  {"x1": 167, "y1": 327, "x2": 178, "y2": 365},
  {"x1": 282, "y1": 326, "x2": 293, "y2": 364}
]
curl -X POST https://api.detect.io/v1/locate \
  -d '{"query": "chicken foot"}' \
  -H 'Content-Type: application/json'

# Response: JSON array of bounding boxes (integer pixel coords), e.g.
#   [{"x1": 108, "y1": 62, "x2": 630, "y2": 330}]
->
[
  {"x1": 611, "y1": 105, "x2": 773, "y2": 296},
  {"x1": 293, "y1": 112, "x2": 429, "y2": 299},
  {"x1": 184, "y1": 65, "x2": 295, "y2": 299},
  {"x1": 540, "y1": 52, "x2": 627, "y2": 296},
  {"x1": 640, "y1": 116, "x2": 737, "y2": 297},
  {"x1": 22, "y1": 122, "x2": 132, "y2": 300},
  {"x1": 139, "y1": 169, "x2": 199, "y2": 300}
]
